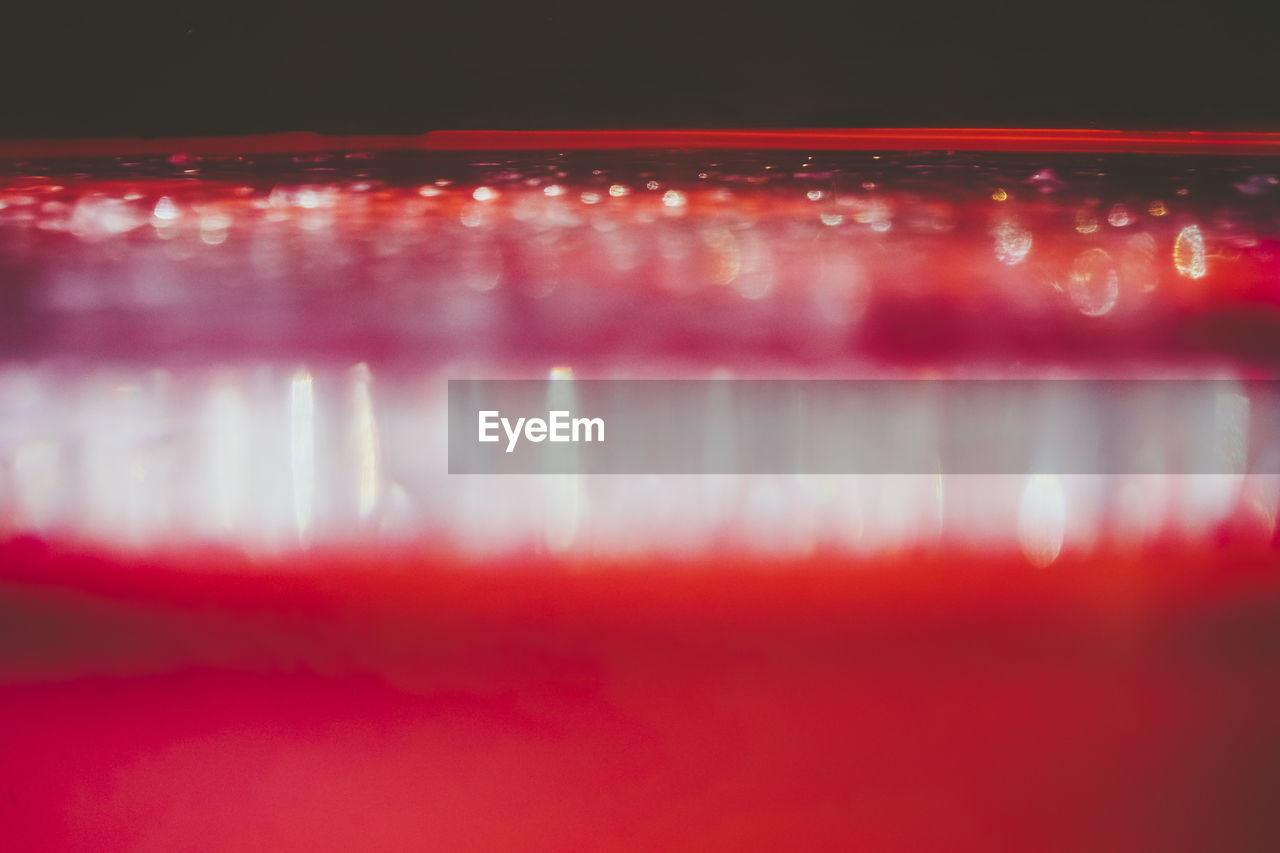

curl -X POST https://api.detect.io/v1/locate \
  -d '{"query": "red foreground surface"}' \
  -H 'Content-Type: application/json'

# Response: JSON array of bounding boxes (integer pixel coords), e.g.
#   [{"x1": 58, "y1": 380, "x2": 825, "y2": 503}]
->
[{"x1": 3, "y1": 541, "x2": 1279, "y2": 851}]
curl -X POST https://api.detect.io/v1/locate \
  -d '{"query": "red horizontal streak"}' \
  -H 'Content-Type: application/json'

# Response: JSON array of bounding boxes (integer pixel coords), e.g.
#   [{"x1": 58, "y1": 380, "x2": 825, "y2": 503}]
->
[
  {"x1": 425, "y1": 128, "x2": 1280, "y2": 154},
  {"x1": 0, "y1": 129, "x2": 1279, "y2": 159},
  {"x1": 0, "y1": 132, "x2": 429, "y2": 160}
]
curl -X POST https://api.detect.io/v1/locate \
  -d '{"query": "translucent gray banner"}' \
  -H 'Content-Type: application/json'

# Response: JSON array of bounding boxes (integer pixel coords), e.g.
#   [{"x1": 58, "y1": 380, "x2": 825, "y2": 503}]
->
[{"x1": 447, "y1": 380, "x2": 1280, "y2": 475}]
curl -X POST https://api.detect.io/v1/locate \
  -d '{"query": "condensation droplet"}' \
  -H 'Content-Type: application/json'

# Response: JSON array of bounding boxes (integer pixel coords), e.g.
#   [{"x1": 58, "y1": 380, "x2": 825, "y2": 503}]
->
[
  {"x1": 994, "y1": 221, "x2": 1032, "y2": 265},
  {"x1": 1027, "y1": 168, "x2": 1059, "y2": 186},
  {"x1": 732, "y1": 232, "x2": 774, "y2": 300},
  {"x1": 1173, "y1": 224, "x2": 1206, "y2": 279},
  {"x1": 296, "y1": 188, "x2": 323, "y2": 209},
  {"x1": 472, "y1": 186, "x2": 498, "y2": 202},
  {"x1": 71, "y1": 197, "x2": 145, "y2": 239},
  {"x1": 1233, "y1": 174, "x2": 1278, "y2": 196},
  {"x1": 702, "y1": 227, "x2": 740, "y2": 286},
  {"x1": 1068, "y1": 248, "x2": 1119, "y2": 316},
  {"x1": 662, "y1": 189, "x2": 687, "y2": 208},
  {"x1": 152, "y1": 196, "x2": 179, "y2": 221},
  {"x1": 1107, "y1": 203, "x2": 1131, "y2": 227},
  {"x1": 1121, "y1": 233, "x2": 1160, "y2": 293},
  {"x1": 199, "y1": 211, "x2": 232, "y2": 245}
]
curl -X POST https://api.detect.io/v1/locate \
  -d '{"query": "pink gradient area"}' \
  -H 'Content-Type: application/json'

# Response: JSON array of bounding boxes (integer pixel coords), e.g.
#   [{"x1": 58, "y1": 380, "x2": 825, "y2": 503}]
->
[{"x1": 3, "y1": 541, "x2": 1280, "y2": 851}]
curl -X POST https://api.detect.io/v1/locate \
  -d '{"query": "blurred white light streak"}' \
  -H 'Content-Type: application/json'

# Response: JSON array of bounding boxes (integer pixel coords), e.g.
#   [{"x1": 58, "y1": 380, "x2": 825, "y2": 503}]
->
[
  {"x1": 1018, "y1": 474, "x2": 1067, "y2": 567},
  {"x1": 208, "y1": 381, "x2": 251, "y2": 535},
  {"x1": 352, "y1": 364, "x2": 380, "y2": 520},
  {"x1": 291, "y1": 370, "x2": 316, "y2": 544}
]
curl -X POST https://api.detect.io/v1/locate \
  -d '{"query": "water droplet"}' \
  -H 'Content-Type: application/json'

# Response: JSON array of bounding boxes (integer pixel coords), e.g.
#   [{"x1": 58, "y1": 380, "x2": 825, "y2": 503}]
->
[
  {"x1": 1075, "y1": 208, "x2": 1099, "y2": 234},
  {"x1": 472, "y1": 186, "x2": 498, "y2": 202},
  {"x1": 1107, "y1": 203, "x2": 1131, "y2": 227},
  {"x1": 702, "y1": 227, "x2": 740, "y2": 285},
  {"x1": 993, "y1": 221, "x2": 1032, "y2": 265},
  {"x1": 991, "y1": 188, "x2": 1008, "y2": 202},
  {"x1": 854, "y1": 199, "x2": 891, "y2": 231},
  {"x1": 1148, "y1": 200, "x2": 1167, "y2": 217},
  {"x1": 1173, "y1": 224, "x2": 1206, "y2": 279},
  {"x1": 608, "y1": 184, "x2": 630, "y2": 198},
  {"x1": 1120, "y1": 233, "x2": 1159, "y2": 293},
  {"x1": 806, "y1": 189, "x2": 824, "y2": 201},
  {"x1": 662, "y1": 189, "x2": 687, "y2": 208},
  {"x1": 1233, "y1": 174, "x2": 1277, "y2": 196},
  {"x1": 1027, "y1": 168, "x2": 1059, "y2": 186},
  {"x1": 732, "y1": 232, "x2": 774, "y2": 299},
  {"x1": 152, "y1": 196, "x2": 179, "y2": 222},
  {"x1": 645, "y1": 180, "x2": 660, "y2": 191},
  {"x1": 70, "y1": 197, "x2": 145, "y2": 239},
  {"x1": 579, "y1": 191, "x2": 602, "y2": 205},
  {"x1": 543, "y1": 184, "x2": 565, "y2": 197},
  {"x1": 1068, "y1": 248, "x2": 1119, "y2": 316},
  {"x1": 199, "y1": 211, "x2": 232, "y2": 245}
]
